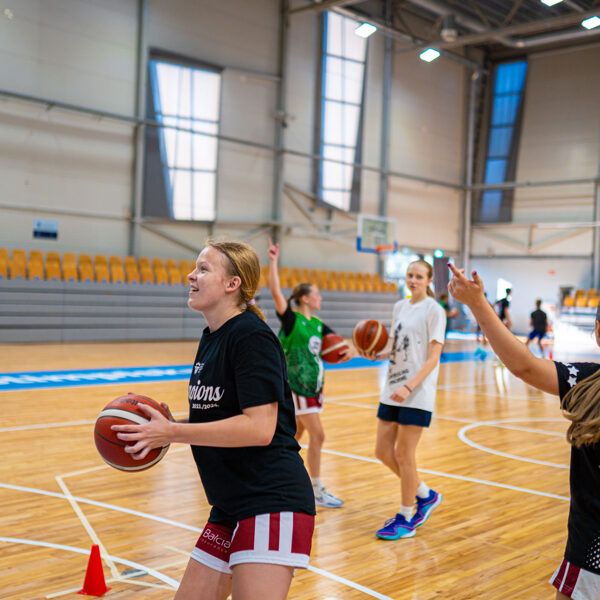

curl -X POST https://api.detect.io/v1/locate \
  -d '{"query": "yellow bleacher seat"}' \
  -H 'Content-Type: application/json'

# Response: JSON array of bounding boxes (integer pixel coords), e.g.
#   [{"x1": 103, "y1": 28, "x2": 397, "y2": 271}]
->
[
  {"x1": 152, "y1": 258, "x2": 164, "y2": 270},
  {"x1": 168, "y1": 267, "x2": 182, "y2": 285},
  {"x1": 155, "y1": 267, "x2": 168, "y2": 285},
  {"x1": 110, "y1": 265, "x2": 125, "y2": 284},
  {"x1": 141, "y1": 268, "x2": 154, "y2": 284},
  {"x1": 563, "y1": 296, "x2": 574, "y2": 307},
  {"x1": 576, "y1": 297, "x2": 587, "y2": 308},
  {"x1": 94, "y1": 254, "x2": 108, "y2": 267},
  {"x1": 79, "y1": 265, "x2": 94, "y2": 282},
  {"x1": 95, "y1": 265, "x2": 110, "y2": 283},
  {"x1": 12, "y1": 249, "x2": 26, "y2": 265},
  {"x1": 0, "y1": 248, "x2": 8, "y2": 263},
  {"x1": 126, "y1": 266, "x2": 140, "y2": 284},
  {"x1": 0, "y1": 261, "x2": 6, "y2": 279},
  {"x1": 588, "y1": 297, "x2": 599, "y2": 308},
  {"x1": 46, "y1": 263, "x2": 61, "y2": 281},
  {"x1": 29, "y1": 250, "x2": 44, "y2": 264},
  {"x1": 9, "y1": 260, "x2": 26, "y2": 279},
  {"x1": 165, "y1": 258, "x2": 177, "y2": 270},
  {"x1": 124, "y1": 256, "x2": 137, "y2": 268},
  {"x1": 109, "y1": 255, "x2": 122, "y2": 267},
  {"x1": 27, "y1": 261, "x2": 44, "y2": 280},
  {"x1": 63, "y1": 265, "x2": 78, "y2": 282},
  {"x1": 139, "y1": 257, "x2": 151, "y2": 270},
  {"x1": 78, "y1": 254, "x2": 92, "y2": 267},
  {"x1": 63, "y1": 252, "x2": 76, "y2": 266},
  {"x1": 46, "y1": 251, "x2": 60, "y2": 265}
]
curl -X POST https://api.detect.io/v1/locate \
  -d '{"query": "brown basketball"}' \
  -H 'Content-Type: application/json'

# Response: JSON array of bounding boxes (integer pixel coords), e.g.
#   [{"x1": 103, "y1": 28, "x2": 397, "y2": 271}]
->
[
  {"x1": 352, "y1": 319, "x2": 389, "y2": 354},
  {"x1": 321, "y1": 333, "x2": 350, "y2": 364},
  {"x1": 94, "y1": 393, "x2": 170, "y2": 472}
]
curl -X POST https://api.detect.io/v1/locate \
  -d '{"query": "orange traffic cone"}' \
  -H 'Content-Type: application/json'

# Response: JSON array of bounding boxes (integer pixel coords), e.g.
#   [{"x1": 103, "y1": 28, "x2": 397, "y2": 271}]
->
[{"x1": 78, "y1": 544, "x2": 111, "y2": 596}]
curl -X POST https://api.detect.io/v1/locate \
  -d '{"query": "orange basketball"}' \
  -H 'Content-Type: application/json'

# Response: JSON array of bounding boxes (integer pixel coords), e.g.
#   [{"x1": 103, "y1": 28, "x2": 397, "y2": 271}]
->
[
  {"x1": 321, "y1": 333, "x2": 350, "y2": 364},
  {"x1": 94, "y1": 393, "x2": 170, "y2": 472},
  {"x1": 352, "y1": 319, "x2": 389, "y2": 354}
]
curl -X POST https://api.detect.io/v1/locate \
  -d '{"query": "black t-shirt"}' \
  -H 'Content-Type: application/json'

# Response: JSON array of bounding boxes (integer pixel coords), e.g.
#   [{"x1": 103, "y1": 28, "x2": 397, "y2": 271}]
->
[
  {"x1": 188, "y1": 311, "x2": 315, "y2": 523},
  {"x1": 277, "y1": 305, "x2": 334, "y2": 338},
  {"x1": 530, "y1": 309, "x2": 548, "y2": 333},
  {"x1": 555, "y1": 361, "x2": 600, "y2": 574}
]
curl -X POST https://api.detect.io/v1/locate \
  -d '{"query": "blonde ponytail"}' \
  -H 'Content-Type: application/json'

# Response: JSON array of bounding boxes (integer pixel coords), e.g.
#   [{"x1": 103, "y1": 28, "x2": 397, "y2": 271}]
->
[
  {"x1": 207, "y1": 240, "x2": 266, "y2": 321},
  {"x1": 560, "y1": 368, "x2": 600, "y2": 447}
]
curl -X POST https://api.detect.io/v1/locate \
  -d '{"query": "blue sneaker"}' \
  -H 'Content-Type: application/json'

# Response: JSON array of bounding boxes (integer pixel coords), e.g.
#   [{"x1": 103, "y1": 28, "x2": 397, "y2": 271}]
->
[
  {"x1": 412, "y1": 490, "x2": 442, "y2": 528},
  {"x1": 376, "y1": 514, "x2": 415, "y2": 540}
]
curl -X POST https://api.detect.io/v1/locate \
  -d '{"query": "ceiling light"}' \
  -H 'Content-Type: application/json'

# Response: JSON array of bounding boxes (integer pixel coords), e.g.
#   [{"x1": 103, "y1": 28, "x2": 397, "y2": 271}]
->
[
  {"x1": 441, "y1": 15, "x2": 458, "y2": 42},
  {"x1": 419, "y1": 48, "x2": 441, "y2": 62},
  {"x1": 354, "y1": 22, "x2": 377, "y2": 38},
  {"x1": 540, "y1": 0, "x2": 563, "y2": 6},
  {"x1": 582, "y1": 16, "x2": 600, "y2": 29}
]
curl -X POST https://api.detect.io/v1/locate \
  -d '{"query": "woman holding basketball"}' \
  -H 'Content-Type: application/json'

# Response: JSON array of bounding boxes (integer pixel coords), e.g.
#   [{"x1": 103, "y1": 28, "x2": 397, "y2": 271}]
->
[
  {"x1": 360, "y1": 259, "x2": 446, "y2": 540},
  {"x1": 267, "y1": 238, "x2": 351, "y2": 508},
  {"x1": 112, "y1": 241, "x2": 315, "y2": 600},
  {"x1": 448, "y1": 264, "x2": 600, "y2": 600}
]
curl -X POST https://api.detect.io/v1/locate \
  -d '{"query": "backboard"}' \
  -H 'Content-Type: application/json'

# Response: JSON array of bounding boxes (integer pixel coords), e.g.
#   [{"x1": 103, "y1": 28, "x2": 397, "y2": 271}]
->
[{"x1": 356, "y1": 214, "x2": 397, "y2": 254}]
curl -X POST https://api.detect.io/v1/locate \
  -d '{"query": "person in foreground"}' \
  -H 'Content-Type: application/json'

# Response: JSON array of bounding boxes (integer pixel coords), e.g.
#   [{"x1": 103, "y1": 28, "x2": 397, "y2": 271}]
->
[
  {"x1": 448, "y1": 264, "x2": 600, "y2": 600},
  {"x1": 360, "y1": 260, "x2": 446, "y2": 540},
  {"x1": 112, "y1": 241, "x2": 315, "y2": 600}
]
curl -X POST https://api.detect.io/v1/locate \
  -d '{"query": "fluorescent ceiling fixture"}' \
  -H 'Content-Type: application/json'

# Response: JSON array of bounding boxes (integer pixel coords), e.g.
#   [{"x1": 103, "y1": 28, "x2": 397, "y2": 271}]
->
[
  {"x1": 540, "y1": 0, "x2": 563, "y2": 6},
  {"x1": 419, "y1": 48, "x2": 440, "y2": 62},
  {"x1": 582, "y1": 16, "x2": 600, "y2": 29},
  {"x1": 354, "y1": 22, "x2": 377, "y2": 38}
]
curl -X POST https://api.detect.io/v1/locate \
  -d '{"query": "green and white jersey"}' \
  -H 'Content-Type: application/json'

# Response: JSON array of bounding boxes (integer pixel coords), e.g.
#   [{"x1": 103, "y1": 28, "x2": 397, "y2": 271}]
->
[{"x1": 277, "y1": 305, "x2": 324, "y2": 397}]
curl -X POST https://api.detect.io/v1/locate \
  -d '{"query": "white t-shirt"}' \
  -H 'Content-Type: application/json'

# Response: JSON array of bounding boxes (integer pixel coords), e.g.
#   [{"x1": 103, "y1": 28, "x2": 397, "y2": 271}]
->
[{"x1": 380, "y1": 296, "x2": 446, "y2": 413}]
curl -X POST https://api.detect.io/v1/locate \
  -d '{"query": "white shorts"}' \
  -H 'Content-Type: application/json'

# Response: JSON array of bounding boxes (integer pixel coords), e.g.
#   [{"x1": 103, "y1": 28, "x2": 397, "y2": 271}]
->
[
  {"x1": 292, "y1": 391, "x2": 324, "y2": 416},
  {"x1": 191, "y1": 511, "x2": 314, "y2": 575},
  {"x1": 550, "y1": 559, "x2": 600, "y2": 599}
]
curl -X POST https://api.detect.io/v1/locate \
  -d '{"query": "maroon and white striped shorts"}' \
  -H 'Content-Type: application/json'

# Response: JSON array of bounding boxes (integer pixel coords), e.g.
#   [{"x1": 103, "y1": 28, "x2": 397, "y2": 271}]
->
[
  {"x1": 191, "y1": 512, "x2": 315, "y2": 574},
  {"x1": 291, "y1": 390, "x2": 324, "y2": 415},
  {"x1": 550, "y1": 559, "x2": 600, "y2": 599}
]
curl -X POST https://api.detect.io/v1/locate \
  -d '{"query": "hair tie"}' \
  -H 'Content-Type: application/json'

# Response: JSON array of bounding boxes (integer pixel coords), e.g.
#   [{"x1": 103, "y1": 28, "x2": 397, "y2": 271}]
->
[{"x1": 247, "y1": 299, "x2": 256, "y2": 307}]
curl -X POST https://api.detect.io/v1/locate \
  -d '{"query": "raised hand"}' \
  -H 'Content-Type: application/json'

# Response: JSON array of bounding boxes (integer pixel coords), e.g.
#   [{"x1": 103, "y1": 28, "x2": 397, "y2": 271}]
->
[
  {"x1": 268, "y1": 238, "x2": 279, "y2": 263},
  {"x1": 447, "y1": 263, "x2": 486, "y2": 308}
]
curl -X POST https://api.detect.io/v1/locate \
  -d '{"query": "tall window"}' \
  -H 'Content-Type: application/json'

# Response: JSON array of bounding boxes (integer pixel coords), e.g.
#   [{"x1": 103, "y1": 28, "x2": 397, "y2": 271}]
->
[
  {"x1": 145, "y1": 53, "x2": 221, "y2": 221},
  {"x1": 319, "y1": 12, "x2": 368, "y2": 211},
  {"x1": 479, "y1": 60, "x2": 528, "y2": 222}
]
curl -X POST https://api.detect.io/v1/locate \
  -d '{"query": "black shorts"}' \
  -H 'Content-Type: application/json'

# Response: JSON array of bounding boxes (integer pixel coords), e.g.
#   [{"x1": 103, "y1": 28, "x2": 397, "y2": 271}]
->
[
  {"x1": 528, "y1": 330, "x2": 546, "y2": 341},
  {"x1": 377, "y1": 403, "x2": 432, "y2": 427}
]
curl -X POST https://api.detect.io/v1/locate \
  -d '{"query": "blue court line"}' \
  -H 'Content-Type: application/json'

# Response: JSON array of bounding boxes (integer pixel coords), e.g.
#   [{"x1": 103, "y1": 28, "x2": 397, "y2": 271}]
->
[{"x1": 0, "y1": 351, "x2": 488, "y2": 392}]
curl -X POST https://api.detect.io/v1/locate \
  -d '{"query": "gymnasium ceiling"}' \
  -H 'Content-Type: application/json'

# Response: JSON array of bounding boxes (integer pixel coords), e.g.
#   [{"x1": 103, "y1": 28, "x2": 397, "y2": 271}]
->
[{"x1": 298, "y1": 0, "x2": 600, "y2": 61}]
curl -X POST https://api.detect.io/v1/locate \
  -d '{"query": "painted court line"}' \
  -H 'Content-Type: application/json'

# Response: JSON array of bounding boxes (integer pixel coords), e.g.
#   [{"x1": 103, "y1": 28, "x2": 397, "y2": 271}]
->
[
  {"x1": 1, "y1": 484, "x2": 397, "y2": 600},
  {"x1": 458, "y1": 419, "x2": 569, "y2": 469},
  {"x1": 0, "y1": 537, "x2": 179, "y2": 591}
]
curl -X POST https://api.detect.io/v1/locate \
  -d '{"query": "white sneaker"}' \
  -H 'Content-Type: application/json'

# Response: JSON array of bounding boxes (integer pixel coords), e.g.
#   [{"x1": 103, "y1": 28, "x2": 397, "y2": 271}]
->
[{"x1": 314, "y1": 486, "x2": 344, "y2": 508}]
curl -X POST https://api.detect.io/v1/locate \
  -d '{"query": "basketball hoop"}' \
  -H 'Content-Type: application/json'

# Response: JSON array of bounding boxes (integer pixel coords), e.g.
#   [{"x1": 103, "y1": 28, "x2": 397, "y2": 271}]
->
[{"x1": 375, "y1": 244, "x2": 396, "y2": 255}]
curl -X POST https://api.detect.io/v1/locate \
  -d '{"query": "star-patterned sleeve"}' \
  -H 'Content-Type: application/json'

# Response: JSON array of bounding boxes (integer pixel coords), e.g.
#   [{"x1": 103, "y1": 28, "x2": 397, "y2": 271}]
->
[{"x1": 554, "y1": 361, "x2": 600, "y2": 399}]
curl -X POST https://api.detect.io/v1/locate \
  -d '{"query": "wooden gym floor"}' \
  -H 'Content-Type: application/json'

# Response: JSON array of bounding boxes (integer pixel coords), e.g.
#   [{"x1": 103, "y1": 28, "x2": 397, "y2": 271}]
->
[{"x1": 0, "y1": 338, "x2": 575, "y2": 599}]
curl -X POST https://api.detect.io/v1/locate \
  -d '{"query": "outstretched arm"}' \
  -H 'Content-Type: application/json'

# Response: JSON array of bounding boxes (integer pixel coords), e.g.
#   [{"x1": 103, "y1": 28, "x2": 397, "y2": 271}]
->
[
  {"x1": 268, "y1": 238, "x2": 287, "y2": 315},
  {"x1": 448, "y1": 264, "x2": 558, "y2": 395}
]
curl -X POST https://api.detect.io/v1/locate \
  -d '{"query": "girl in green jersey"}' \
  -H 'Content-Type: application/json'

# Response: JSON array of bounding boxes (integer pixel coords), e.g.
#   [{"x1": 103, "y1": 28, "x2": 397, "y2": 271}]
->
[{"x1": 268, "y1": 239, "x2": 352, "y2": 507}]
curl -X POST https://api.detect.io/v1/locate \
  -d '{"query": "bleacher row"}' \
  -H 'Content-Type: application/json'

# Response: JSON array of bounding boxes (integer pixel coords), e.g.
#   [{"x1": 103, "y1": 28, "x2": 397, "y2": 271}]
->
[
  {"x1": 0, "y1": 248, "x2": 398, "y2": 293},
  {"x1": 563, "y1": 288, "x2": 600, "y2": 308}
]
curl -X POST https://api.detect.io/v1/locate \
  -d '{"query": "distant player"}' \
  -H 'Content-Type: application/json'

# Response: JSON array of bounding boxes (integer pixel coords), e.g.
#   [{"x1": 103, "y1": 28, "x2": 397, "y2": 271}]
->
[
  {"x1": 267, "y1": 239, "x2": 351, "y2": 508},
  {"x1": 526, "y1": 299, "x2": 548, "y2": 357},
  {"x1": 495, "y1": 288, "x2": 512, "y2": 329}
]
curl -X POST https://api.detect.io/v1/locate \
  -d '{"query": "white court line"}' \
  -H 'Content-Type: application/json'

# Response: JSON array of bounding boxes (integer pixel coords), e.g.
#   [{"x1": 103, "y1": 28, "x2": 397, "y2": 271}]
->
[
  {"x1": 307, "y1": 565, "x2": 394, "y2": 600},
  {"x1": 0, "y1": 537, "x2": 178, "y2": 593},
  {"x1": 315, "y1": 447, "x2": 570, "y2": 501},
  {"x1": 1, "y1": 485, "x2": 396, "y2": 600},
  {"x1": 457, "y1": 419, "x2": 569, "y2": 469},
  {"x1": 55, "y1": 471, "x2": 121, "y2": 580}
]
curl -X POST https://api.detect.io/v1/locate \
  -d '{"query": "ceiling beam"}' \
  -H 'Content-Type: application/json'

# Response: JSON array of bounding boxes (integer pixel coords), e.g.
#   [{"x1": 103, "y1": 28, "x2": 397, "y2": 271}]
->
[
  {"x1": 287, "y1": 0, "x2": 364, "y2": 16},
  {"x1": 396, "y1": 3, "x2": 600, "y2": 52}
]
